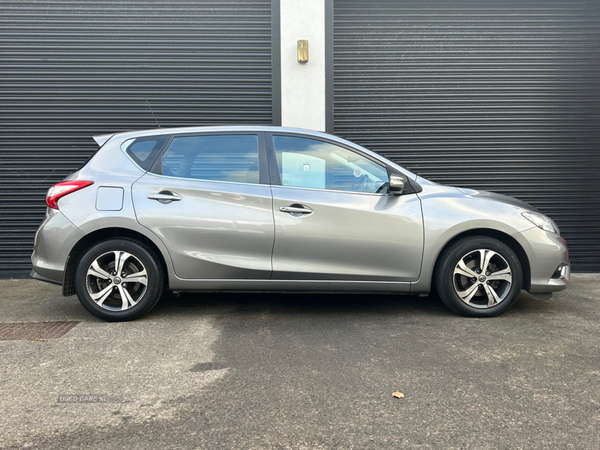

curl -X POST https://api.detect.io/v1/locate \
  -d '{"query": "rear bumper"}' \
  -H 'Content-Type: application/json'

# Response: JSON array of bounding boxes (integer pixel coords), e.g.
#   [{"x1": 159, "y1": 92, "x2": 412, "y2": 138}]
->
[
  {"x1": 29, "y1": 269, "x2": 62, "y2": 286},
  {"x1": 30, "y1": 209, "x2": 84, "y2": 285}
]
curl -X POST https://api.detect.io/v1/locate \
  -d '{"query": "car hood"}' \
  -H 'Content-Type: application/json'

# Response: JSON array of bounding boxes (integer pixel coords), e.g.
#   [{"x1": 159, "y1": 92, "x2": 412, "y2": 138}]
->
[
  {"x1": 454, "y1": 187, "x2": 539, "y2": 213},
  {"x1": 415, "y1": 176, "x2": 539, "y2": 213}
]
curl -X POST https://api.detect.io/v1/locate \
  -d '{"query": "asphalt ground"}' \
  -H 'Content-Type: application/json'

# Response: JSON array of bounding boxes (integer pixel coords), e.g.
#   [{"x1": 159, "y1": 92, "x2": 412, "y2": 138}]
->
[{"x1": 0, "y1": 275, "x2": 599, "y2": 449}]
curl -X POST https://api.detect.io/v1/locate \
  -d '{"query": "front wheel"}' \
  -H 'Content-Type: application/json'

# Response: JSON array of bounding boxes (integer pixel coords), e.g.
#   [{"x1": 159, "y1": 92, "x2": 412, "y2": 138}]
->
[
  {"x1": 74, "y1": 239, "x2": 164, "y2": 321},
  {"x1": 434, "y1": 236, "x2": 523, "y2": 317}
]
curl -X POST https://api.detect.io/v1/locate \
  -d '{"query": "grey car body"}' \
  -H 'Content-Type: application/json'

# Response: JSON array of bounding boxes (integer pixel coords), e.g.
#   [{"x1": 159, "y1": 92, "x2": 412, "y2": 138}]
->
[{"x1": 31, "y1": 126, "x2": 570, "y2": 320}]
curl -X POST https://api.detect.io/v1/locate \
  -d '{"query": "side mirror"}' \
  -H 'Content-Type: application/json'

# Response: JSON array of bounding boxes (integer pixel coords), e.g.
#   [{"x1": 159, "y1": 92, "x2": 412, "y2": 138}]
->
[{"x1": 389, "y1": 173, "x2": 407, "y2": 195}]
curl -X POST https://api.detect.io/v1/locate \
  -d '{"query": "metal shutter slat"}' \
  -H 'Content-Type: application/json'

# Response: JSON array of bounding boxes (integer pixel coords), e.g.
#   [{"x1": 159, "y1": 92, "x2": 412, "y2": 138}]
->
[
  {"x1": 334, "y1": 0, "x2": 600, "y2": 272},
  {"x1": 0, "y1": 0, "x2": 272, "y2": 276}
]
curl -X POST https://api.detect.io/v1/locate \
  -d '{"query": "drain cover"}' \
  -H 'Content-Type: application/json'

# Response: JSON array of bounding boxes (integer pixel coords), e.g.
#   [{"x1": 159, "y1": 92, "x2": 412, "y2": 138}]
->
[{"x1": 0, "y1": 322, "x2": 79, "y2": 340}]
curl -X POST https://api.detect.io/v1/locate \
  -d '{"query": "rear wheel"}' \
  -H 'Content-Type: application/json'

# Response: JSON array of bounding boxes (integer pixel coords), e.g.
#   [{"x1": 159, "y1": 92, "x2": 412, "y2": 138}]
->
[
  {"x1": 435, "y1": 236, "x2": 523, "y2": 317},
  {"x1": 75, "y1": 239, "x2": 164, "y2": 321}
]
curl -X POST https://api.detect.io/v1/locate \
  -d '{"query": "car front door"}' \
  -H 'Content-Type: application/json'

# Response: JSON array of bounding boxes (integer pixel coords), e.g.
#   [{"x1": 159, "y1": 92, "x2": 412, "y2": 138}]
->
[
  {"x1": 267, "y1": 134, "x2": 423, "y2": 281},
  {"x1": 132, "y1": 132, "x2": 274, "y2": 279}
]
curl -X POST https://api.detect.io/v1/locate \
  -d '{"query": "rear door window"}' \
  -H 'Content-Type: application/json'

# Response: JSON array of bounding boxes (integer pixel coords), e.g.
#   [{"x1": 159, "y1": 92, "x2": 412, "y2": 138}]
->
[{"x1": 152, "y1": 134, "x2": 260, "y2": 184}]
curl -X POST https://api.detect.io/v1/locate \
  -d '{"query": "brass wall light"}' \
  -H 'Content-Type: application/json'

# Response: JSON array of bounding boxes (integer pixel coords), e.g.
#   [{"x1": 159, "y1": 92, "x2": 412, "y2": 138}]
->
[{"x1": 297, "y1": 39, "x2": 309, "y2": 63}]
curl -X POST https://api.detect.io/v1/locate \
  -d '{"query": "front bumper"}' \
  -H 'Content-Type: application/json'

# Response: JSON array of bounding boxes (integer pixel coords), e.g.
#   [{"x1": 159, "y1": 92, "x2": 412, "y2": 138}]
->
[{"x1": 512, "y1": 227, "x2": 570, "y2": 294}]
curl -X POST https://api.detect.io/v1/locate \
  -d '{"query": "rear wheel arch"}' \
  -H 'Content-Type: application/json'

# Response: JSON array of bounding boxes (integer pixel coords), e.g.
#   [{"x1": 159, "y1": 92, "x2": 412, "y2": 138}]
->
[
  {"x1": 63, "y1": 228, "x2": 170, "y2": 296},
  {"x1": 433, "y1": 229, "x2": 531, "y2": 293},
  {"x1": 74, "y1": 238, "x2": 165, "y2": 321}
]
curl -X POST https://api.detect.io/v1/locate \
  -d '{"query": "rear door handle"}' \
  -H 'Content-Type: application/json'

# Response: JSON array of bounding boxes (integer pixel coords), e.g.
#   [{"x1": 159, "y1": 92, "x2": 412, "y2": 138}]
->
[
  {"x1": 148, "y1": 192, "x2": 182, "y2": 203},
  {"x1": 279, "y1": 205, "x2": 313, "y2": 215}
]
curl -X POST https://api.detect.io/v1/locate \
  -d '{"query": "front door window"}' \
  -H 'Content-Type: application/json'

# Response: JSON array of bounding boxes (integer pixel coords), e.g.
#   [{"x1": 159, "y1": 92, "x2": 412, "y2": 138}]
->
[{"x1": 272, "y1": 136, "x2": 389, "y2": 194}]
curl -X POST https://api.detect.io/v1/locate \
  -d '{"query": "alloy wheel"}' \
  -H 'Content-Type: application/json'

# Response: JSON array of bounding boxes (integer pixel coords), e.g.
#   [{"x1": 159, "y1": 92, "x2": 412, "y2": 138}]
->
[
  {"x1": 85, "y1": 251, "x2": 148, "y2": 311},
  {"x1": 452, "y1": 249, "x2": 513, "y2": 309}
]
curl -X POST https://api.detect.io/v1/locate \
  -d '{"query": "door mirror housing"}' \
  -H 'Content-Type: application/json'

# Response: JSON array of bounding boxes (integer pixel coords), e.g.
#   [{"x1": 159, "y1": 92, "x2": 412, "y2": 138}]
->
[{"x1": 389, "y1": 173, "x2": 407, "y2": 195}]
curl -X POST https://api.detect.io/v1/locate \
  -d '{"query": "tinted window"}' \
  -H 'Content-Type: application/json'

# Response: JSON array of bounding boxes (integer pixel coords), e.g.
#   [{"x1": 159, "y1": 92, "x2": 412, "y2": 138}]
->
[
  {"x1": 122, "y1": 135, "x2": 169, "y2": 171},
  {"x1": 155, "y1": 135, "x2": 259, "y2": 184},
  {"x1": 272, "y1": 136, "x2": 389, "y2": 193}
]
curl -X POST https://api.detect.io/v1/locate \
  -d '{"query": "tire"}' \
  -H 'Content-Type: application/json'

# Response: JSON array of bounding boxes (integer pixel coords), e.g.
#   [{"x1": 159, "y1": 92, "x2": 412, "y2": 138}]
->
[
  {"x1": 434, "y1": 236, "x2": 523, "y2": 317},
  {"x1": 74, "y1": 238, "x2": 165, "y2": 321}
]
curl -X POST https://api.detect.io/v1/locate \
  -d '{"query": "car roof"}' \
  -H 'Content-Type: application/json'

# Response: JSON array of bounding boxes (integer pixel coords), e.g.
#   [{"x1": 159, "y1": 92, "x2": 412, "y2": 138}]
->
[{"x1": 96, "y1": 126, "x2": 340, "y2": 145}]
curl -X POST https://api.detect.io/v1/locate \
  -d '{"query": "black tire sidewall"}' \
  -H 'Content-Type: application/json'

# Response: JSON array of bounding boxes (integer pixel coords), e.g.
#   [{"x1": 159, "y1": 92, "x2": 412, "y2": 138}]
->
[
  {"x1": 75, "y1": 239, "x2": 164, "y2": 321},
  {"x1": 435, "y1": 237, "x2": 523, "y2": 317}
]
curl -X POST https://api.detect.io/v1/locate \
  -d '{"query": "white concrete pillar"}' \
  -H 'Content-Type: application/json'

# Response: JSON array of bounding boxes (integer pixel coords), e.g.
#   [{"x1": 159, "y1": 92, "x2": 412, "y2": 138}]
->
[{"x1": 280, "y1": 0, "x2": 326, "y2": 131}]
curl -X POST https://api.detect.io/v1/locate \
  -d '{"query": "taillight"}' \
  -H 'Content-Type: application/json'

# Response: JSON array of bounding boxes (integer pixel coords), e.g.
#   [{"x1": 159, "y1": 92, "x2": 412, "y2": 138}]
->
[{"x1": 46, "y1": 180, "x2": 94, "y2": 209}]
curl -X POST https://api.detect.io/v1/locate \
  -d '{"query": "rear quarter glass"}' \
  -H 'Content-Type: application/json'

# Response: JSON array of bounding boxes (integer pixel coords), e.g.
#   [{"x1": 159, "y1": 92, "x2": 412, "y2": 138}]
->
[{"x1": 121, "y1": 135, "x2": 170, "y2": 171}]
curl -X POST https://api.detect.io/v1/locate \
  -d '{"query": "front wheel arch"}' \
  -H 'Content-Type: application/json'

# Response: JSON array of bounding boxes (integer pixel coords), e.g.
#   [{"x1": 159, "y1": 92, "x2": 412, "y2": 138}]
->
[
  {"x1": 432, "y1": 228, "x2": 530, "y2": 293},
  {"x1": 434, "y1": 235, "x2": 524, "y2": 317}
]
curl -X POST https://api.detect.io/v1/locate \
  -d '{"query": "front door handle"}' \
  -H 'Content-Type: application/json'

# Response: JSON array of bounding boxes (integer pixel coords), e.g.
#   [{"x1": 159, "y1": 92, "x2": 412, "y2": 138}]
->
[
  {"x1": 279, "y1": 205, "x2": 313, "y2": 216},
  {"x1": 148, "y1": 192, "x2": 182, "y2": 203}
]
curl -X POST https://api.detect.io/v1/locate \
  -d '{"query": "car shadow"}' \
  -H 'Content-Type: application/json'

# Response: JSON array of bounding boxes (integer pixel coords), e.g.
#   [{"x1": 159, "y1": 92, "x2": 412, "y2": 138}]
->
[
  {"x1": 148, "y1": 288, "x2": 557, "y2": 321},
  {"x1": 153, "y1": 291, "x2": 446, "y2": 316}
]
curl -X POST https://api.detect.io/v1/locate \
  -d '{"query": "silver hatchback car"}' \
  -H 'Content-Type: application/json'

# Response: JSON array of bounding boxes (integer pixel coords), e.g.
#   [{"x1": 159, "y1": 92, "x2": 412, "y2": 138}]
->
[{"x1": 31, "y1": 126, "x2": 570, "y2": 321}]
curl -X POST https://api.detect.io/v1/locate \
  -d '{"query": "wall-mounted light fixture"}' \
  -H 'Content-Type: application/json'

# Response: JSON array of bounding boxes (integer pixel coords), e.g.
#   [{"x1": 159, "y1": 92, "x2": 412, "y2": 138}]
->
[{"x1": 297, "y1": 39, "x2": 309, "y2": 63}]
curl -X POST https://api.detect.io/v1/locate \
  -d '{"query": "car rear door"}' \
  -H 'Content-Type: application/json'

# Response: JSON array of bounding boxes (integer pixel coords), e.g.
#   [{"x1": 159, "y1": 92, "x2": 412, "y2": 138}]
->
[
  {"x1": 267, "y1": 133, "x2": 423, "y2": 282},
  {"x1": 132, "y1": 132, "x2": 274, "y2": 280}
]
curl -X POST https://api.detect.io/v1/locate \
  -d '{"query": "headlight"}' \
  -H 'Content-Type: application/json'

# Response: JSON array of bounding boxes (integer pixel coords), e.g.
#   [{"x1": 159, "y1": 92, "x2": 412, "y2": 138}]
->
[{"x1": 522, "y1": 211, "x2": 560, "y2": 235}]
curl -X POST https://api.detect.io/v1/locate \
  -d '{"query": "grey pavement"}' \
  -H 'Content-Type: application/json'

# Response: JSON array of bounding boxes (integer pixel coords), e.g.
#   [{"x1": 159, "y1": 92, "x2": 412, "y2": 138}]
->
[{"x1": 0, "y1": 275, "x2": 599, "y2": 449}]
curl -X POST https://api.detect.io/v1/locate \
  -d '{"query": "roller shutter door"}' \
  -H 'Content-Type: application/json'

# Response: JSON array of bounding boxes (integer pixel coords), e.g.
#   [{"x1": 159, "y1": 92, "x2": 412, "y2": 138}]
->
[
  {"x1": 334, "y1": 0, "x2": 600, "y2": 271},
  {"x1": 0, "y1": 0, "x2": 273, "y2": 275}
]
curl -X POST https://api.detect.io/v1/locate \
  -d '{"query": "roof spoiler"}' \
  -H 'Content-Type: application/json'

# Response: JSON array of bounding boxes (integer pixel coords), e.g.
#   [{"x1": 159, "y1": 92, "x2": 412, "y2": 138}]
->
[{"x1": 93, "y1": 133, "x2": 114, "y2": 147}]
